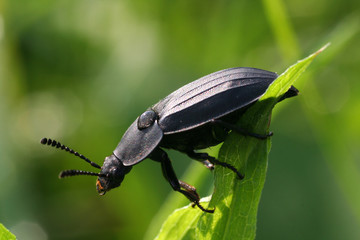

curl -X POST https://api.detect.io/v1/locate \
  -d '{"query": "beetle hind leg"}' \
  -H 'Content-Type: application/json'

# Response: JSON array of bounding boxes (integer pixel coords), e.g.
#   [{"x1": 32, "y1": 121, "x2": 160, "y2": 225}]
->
[
  {"x1": 212, "y1": 119, "x2": 273, "y2": 139},
  {"x1": 187, "y1": 151, "x2": 244, "y2": 179}
]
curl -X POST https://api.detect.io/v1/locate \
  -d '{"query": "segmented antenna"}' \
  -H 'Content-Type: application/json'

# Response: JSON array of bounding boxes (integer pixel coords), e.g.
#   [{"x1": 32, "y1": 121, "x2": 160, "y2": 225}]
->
[
  {"x1": 40, "y1": 138, "x2": 101, "y2": 169},
  {"x1": 59, "y1": 170, "x2": 105, "y2": 178}
]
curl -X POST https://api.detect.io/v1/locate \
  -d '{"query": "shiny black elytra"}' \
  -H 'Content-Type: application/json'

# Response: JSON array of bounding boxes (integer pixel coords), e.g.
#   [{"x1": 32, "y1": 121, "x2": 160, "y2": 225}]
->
[{"x1": 41, "y1": 67, "x2": 298, "y2": 213}]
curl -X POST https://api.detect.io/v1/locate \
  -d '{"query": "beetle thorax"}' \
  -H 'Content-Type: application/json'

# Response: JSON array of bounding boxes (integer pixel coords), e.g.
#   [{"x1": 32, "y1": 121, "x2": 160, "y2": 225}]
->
[{"x1": 137, "y1": 110, "x2": 158, "y2": 129}]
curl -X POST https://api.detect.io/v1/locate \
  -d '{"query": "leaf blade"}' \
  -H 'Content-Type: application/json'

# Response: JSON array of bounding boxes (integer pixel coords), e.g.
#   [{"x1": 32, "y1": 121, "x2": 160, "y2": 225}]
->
[
  {"x1": 154, "y1": 45, "x2": 328, "y2": 240},
  {"x1": 0, "y1": 224, "x2": 16, "y2": 240}
]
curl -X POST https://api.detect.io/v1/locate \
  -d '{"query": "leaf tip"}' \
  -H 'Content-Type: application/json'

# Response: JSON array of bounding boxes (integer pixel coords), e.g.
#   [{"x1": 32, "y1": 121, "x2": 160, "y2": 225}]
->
[{"x1": 316, "y1": 43, "x2": 331, "y2": 55}]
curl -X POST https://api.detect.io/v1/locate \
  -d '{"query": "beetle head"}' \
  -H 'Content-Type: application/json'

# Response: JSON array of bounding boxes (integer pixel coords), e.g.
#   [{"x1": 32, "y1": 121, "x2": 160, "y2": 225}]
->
[
  {"x1": 96, "y1": 154, "x2": 132, "y2": 195},
  {"x1": 40, "y1": 138, "x2": 131, "y2": 195}
]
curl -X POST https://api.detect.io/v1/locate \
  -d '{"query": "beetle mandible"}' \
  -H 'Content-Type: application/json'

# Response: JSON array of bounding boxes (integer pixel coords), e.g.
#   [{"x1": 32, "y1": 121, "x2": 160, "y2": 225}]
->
[{"x1": 41, "y1": 67, "x2": 298, "y2": 213}]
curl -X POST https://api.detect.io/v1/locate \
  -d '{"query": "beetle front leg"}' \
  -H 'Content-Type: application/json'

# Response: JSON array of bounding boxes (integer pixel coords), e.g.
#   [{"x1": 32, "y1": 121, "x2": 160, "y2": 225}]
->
[
  {"x1": 150, "y1": 148, "x2": 214, "y2": 213},
  {"x1": 187, "y1": 150, "x2": 244, "y2": 179},
  {"x1": 178, "y1": 180, "x2": 214, "y2": 213},
  {"x1": 211, "y1": 119, "x2": 273, "y2": 139}
]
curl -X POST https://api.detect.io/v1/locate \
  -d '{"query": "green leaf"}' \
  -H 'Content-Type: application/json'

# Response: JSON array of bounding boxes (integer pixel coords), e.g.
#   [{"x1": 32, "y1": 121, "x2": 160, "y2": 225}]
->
[
  {"x1": 0, "y1": 223, "x2": 16, "y2": 240},
  {"x1": 155, "y1": 45, "x2": 328, "y2": 240}
]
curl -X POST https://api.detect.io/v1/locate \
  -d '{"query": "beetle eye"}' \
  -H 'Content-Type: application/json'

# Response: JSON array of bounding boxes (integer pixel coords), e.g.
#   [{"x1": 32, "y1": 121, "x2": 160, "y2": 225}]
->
[
  {"x1": 137, "y1": 110, "x2": 158, "y2": 129},
  {"x1": 109, "y1": 166, "x2": 117, "y2": 174}
]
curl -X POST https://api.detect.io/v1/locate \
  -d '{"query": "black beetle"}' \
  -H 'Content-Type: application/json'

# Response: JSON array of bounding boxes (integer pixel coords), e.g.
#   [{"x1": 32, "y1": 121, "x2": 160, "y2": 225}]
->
[{"x1": 41, "y1": 67, "x2": 298, "y2": 213}]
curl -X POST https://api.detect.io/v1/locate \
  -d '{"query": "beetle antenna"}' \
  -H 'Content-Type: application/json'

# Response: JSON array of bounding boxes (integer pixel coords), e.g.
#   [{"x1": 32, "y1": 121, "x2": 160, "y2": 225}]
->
[
  {"x1": 40, "y1": 138, "x2": 102, "y2": 169},
  {"x1": 59, "y1": 170, "x2": 106, "y2": 178}
]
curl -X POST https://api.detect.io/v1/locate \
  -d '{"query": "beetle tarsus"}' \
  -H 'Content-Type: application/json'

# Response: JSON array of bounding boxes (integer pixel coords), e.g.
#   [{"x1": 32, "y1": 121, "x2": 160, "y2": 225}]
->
[
  {"x1": 210, "y1": 158, "x2": 244, "y2": 179},
  {"x1": 187, "y1": 151, "x2": 244, "y2": 179},
  {"x1": 194, "y1": 201, "x2": 215, "y2": 213},
  {"x1": 191, "y1": 200, "x2": 214, "y2": 213}
]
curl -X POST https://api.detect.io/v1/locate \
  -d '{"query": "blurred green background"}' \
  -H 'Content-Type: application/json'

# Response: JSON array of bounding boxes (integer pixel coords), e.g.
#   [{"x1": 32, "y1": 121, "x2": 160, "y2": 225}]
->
[{"x1": 0, "y1": 0, "x2": 359, "y2": 239}]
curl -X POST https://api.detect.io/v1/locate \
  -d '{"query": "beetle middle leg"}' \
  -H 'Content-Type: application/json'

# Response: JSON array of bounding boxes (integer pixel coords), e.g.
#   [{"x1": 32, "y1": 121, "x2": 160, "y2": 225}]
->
[
  {"x1": 199, "y1": 160, "x2": 215, "y2": 170},
  {"x1": 150, "y1": 148, "x2": 214, "y2": 213},
  {"x1": 211, "y1": 119, "x2": 273, "y2": 139},
  {"x1": 187, "y1": 151, "x2": 244, "y2": 179}
]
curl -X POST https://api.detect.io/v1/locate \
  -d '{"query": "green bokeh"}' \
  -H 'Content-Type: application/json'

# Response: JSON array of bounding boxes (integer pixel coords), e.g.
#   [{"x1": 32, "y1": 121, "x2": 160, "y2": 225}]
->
[{"x1": 0, "y1": 1, "x2": 359, "y2": 239}]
